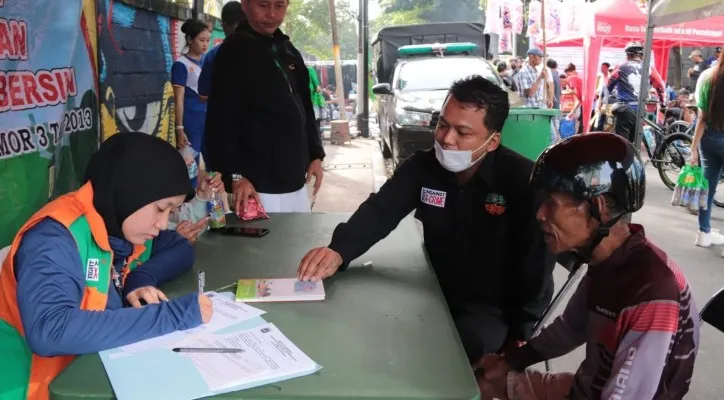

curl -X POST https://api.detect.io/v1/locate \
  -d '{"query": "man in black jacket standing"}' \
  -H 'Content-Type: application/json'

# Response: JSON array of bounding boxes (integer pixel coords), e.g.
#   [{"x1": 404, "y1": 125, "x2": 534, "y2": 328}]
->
[{"x1": 205, "y1": 0, "x2": 325, "y2": 213}]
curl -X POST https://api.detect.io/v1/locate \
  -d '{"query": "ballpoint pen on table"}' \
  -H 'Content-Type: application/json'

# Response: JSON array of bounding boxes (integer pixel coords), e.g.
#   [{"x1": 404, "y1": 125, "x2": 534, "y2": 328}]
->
[{"x1": 172, "y1": 347, "x2": 243, "y2": 354}]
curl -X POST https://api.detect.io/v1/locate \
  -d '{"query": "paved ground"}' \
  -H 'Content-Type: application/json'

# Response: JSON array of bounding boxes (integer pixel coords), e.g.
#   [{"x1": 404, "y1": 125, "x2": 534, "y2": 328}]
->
[{"x1": 313, "y1": 137, "x2": 724, "y2": 398}]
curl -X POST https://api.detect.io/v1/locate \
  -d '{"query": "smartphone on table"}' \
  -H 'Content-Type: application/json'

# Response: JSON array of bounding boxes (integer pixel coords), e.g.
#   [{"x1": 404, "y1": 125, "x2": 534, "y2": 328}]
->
[{"x1": 218, "y1": 227, "x2": 270, "y2": 238}]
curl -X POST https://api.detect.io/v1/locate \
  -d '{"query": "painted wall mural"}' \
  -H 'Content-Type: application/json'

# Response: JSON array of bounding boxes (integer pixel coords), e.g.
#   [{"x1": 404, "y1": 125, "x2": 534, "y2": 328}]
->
[{"x1": 97, "y1": 0, "x2": 184, "y2": 145}]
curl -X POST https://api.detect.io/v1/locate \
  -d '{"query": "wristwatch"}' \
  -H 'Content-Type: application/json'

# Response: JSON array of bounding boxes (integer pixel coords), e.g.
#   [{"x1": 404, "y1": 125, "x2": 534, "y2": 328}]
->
[{"x1": 231, "y1": 174, "x2": 244, "y2": 182}]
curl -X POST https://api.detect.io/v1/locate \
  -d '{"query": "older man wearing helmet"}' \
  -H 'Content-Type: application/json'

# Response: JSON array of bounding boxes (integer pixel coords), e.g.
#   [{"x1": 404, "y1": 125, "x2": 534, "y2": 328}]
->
[
  {"x1": 476, "y1": 133, "x2": 700, "y2": 400},
  {"x1": 607, "y1": 41, "x2": 666, "y2": 144}
]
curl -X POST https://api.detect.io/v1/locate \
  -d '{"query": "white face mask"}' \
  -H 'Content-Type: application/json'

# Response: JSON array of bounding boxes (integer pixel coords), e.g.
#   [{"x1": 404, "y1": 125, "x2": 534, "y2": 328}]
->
[{"x1": 434, "y1": 133, "x2": 497, "y2": 173}]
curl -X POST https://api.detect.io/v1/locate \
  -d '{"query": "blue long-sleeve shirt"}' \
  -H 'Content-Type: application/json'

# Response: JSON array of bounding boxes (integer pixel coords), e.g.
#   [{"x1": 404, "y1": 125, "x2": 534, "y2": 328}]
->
[
  {"x1": 14, "y1": 218, "x2": 202, "y2": 357},
  {"x1": 198, "y1": 44, "x2": 220, "y2": 99}
]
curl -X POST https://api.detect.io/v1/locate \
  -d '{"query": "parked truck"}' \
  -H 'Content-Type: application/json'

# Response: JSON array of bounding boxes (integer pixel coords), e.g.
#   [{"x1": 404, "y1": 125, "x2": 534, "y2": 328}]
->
[{"x1": 371, "y1": 23, "x2": 504, "y2": 165}]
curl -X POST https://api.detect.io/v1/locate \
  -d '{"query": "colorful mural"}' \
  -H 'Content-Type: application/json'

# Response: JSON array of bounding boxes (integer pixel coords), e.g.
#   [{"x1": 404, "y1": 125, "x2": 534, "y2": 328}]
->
[
  {"x1": 0, "y1": 0, "x2": 218, "y2": 246},
  {"x1": 96, "y1": 0, "x2": 184, "y2": 145}
]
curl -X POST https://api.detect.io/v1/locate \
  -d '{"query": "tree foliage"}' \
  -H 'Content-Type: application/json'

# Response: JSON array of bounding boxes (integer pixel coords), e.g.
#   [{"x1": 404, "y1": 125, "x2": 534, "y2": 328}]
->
[
  {"x1": 372, "y1": 0, "x2": 482, "y2": 36},
  {"x1": 283, "y1": 0, "x2": 359, "y2": 60}
]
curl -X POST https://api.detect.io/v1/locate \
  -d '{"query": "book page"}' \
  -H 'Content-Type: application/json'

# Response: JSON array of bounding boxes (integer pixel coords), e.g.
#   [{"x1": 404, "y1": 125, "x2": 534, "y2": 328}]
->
[{"x1": 236, "y1": 279, "x2": 325, "y2": 302}]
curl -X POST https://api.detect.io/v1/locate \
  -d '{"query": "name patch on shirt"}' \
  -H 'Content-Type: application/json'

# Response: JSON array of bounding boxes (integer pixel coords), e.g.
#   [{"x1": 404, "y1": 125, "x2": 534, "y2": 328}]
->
[
  {"x1": 421, "y1": 188, "x2": 446, "y2": 208},
  {"x1": 85, "y1": 259, "x2": 100, "y2": 282}
]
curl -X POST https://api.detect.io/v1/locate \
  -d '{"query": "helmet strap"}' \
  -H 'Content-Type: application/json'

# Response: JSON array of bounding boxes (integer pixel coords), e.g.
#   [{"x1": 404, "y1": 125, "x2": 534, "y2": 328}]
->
[{"x1": 573, "y1": 201, "x2": 622, "y2": 264}]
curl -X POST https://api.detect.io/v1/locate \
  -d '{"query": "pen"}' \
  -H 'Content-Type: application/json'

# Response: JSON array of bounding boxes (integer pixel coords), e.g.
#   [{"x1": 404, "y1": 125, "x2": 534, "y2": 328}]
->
[
  {"x1": 172, "y1": 347, "x2": 244, "y2": 354},
  {"x1": 198, "y1": 271, "x2": 205, "y2": 294}
]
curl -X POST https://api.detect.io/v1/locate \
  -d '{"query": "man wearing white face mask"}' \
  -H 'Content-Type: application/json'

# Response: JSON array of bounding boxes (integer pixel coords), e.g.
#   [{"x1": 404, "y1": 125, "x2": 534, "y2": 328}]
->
[{"x1": 297, "y1": 76, "x2": 555, "y2": 363}]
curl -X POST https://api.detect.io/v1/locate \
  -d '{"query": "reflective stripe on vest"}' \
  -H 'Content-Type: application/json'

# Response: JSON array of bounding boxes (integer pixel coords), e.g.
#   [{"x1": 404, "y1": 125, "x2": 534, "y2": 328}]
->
[{"x1": 0, "y1": 182, "x2": 151, "y2": 400}]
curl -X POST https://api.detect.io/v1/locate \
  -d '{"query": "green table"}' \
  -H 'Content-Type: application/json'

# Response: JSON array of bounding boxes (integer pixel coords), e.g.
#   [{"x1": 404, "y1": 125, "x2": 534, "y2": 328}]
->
[{"x1": 50, "y1": 213, "x2": 479, "y2": 400}]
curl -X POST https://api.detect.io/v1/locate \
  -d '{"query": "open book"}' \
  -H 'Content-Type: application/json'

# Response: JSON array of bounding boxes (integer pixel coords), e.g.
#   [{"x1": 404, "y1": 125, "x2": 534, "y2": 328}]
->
[{"x1": 235, "y1": 278, "x2": 325, "y2": 303}]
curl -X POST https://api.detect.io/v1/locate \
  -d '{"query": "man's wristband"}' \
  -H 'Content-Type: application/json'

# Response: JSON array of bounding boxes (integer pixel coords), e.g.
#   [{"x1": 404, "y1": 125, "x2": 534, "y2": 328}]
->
[{"x1": 231, "y1": 174, "x2": 244, "y2": 182}]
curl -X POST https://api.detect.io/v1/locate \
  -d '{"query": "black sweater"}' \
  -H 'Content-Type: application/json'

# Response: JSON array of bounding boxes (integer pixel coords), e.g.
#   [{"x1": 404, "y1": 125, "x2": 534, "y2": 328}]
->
[{"x1": 204, "y1": 22, "x2": 325, "y2": 194}]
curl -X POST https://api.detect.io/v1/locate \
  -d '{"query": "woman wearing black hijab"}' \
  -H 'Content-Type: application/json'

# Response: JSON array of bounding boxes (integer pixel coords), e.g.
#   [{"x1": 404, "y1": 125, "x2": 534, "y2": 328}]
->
[{"x1": 0, "y1": 133, "x2": 213, "y2": 399}]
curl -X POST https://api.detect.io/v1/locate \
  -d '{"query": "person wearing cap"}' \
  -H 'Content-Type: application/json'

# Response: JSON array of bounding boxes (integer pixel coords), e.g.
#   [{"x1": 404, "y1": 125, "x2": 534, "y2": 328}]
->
[
  {"x1": 515, "y1": 47, "x2": 554, "y2": 109},
  {"x1": 706, "y1": 46, "x2": 721, "y2": 68},
  {"x1": 516, "y1": 48, "x2": 557, "y2": 142},
  {"x1": 607, "y1": 41, "x2": 666, "y2": 143},
  {"x1": 296, "y1": 75, "x2": 555, "y2": 364},
  {"x1": 476, "y1": 133, "x2": 699, "y2": 400},
  {"x1": 688, "y1": 49, "x2": 707, "y2": 89}
]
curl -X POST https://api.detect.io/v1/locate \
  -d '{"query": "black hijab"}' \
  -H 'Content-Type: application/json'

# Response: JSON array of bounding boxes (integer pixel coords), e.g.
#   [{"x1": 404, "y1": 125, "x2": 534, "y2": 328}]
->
[{"x1": 84, "y1": 132, "x2": 195, "y2": 239}]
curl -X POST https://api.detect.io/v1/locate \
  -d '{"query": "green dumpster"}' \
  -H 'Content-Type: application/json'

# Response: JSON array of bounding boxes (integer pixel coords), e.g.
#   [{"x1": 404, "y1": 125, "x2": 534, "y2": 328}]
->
[{"x1": 501, "y1": 108, "x2": 560, "y2": 161}]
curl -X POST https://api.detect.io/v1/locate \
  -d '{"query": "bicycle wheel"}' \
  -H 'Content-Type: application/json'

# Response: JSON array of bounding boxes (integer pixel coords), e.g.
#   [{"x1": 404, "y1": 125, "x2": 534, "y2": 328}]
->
[
  {"x1": 654, "y1": 133, "x2": 692, "y2": 190},
  {"x1": 665, "y1": 120, "x2": 691, "y2": 136}
]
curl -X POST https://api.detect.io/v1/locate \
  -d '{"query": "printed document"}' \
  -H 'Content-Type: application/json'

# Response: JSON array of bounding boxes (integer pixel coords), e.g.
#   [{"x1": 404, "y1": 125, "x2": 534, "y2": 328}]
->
[{"x1": 115, "y1": 292, "x2": 265, "y2": 355}]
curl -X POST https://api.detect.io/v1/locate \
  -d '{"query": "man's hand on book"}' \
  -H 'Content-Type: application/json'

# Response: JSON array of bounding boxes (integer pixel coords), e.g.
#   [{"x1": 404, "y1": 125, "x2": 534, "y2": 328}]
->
[{"x1": 297, "y1": 247, "x2": 342, "y2": 282}]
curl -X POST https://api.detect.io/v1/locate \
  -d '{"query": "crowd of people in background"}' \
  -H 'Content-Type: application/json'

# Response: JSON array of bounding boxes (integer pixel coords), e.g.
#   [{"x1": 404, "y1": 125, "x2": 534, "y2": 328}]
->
[{"x1": 493, "y1": 43, "x2": 721, "y2": 145}]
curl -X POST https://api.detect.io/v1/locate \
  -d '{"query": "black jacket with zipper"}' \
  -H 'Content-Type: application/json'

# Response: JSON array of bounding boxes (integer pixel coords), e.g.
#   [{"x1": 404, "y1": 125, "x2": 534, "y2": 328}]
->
[{"x1": 204, "y1": 21, "x2": 325, "y2": 194}]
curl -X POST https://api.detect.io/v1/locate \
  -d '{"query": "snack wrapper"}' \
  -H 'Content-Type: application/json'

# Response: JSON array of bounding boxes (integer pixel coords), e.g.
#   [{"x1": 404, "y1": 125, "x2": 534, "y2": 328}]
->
[{"x1": 238, "y1": 198, "x2": 270, "y2": 221}]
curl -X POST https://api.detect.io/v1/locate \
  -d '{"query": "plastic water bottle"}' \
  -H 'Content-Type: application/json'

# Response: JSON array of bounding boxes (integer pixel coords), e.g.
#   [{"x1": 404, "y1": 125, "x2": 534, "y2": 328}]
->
[
  {"x1": 643, "y1": 126, "x2": 656, "y2": 150},
  {"x1": 207, "y1": 172, "x2": 226, "y2": 229}
]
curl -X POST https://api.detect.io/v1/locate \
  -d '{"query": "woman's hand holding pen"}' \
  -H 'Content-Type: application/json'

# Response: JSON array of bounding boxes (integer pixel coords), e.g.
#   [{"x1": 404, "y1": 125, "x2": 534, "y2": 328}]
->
[{"x1": 198, "y1": 294, "x2": 213, "y2": 324}]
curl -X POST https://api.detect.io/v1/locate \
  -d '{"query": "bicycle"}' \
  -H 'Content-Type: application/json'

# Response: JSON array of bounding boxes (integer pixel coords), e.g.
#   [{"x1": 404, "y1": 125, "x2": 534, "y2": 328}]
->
[{"x1": 640, "y1": 117, "x2": 693, "y2": 190}]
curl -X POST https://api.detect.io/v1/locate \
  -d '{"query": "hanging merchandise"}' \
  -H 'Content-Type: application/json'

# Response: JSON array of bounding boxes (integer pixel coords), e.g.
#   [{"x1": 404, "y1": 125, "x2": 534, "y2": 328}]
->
[
  {"x1": 499, "y1": 0, "x2": 513, "y2": 52},
  {"x1": 484, "y1": 0, "x2": 503, "y2": 35},
  {"x1": 560, "y1": 0, "x2": 578, "y2": 34},
  {"x1": 545, "y1": 0, "x2": 562, "y2": 36},
  {"x1": 527, "y1": 0, "x2": 542, "y2": 37},
  {"x1": 511, "y1": 0, "x2": 525, "y2": 35}
]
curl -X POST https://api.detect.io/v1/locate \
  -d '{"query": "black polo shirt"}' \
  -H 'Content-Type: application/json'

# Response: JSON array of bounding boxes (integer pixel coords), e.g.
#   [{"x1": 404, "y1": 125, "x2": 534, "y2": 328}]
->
[{"x1": 329, "y1": 146, "x2": 555, "y2": 339}]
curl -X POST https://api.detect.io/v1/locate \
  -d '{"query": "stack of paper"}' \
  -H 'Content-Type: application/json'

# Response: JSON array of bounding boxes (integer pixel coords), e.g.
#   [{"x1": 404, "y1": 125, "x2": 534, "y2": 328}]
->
[
  {"x1": 172, "y1": 323, "x2": 319, "y2": 392},
  {"x1": 235, "y1": 278, "x2": 326, "y2": 302},
  {"x1": 99, "y1": 292, "x2": 322, "y2": 400},
  {"x1": 109, "y1": 292, "x2": 266, "y2": 357}
]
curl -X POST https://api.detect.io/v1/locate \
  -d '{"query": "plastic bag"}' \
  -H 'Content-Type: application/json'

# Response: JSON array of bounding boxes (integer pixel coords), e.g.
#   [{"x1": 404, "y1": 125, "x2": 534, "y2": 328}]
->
[
  {"x1": 671, "y1": 165, "x2": 709, "y2": 211},
  {"x1": 179, "y1": 146, "x2": 199, "y2": 179},
  {"x1": 238, "y1": 198, "x2": 270, "y2": 222},
  {"x1": 559, "y1": 118, "x2": 576, "y2": 139}
]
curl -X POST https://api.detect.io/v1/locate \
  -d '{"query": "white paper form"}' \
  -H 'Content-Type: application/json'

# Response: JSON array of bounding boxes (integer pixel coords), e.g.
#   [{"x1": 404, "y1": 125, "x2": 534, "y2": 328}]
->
[
  {"x1": 113, "y1": 292, "x2": 266, "y2": 356},
  {"x1": 215, "y1": 323, "x2": 318, "y2": 378},
  {"x1": 173, "y1": 333, "x2": 271, "y2": 391}
]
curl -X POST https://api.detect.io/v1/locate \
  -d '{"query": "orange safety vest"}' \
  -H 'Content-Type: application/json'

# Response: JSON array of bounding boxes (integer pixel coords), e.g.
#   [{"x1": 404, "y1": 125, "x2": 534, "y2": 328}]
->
[{"x1": 0, "y1": 182, "x2": 151, "y2": 400}]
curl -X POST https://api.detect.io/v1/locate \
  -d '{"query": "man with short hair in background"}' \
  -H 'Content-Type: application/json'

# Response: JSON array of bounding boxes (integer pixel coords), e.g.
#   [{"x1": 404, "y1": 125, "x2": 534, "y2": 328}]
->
[
  {"x1": 706, "y1": 47, "x2": 721, "y2": 68},
  {"x1": 205, "y1": 0, "x2": 325, "y2": 213},
  {"x1": 198, "y1": 1, "x2": 244, "y2": 100},
  {"x1": 689, "y1": 49, "x2": 707, "y2": 89}
]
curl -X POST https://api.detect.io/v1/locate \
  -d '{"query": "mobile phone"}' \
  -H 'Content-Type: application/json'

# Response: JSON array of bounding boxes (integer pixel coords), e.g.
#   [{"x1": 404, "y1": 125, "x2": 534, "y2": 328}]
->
[{"x1": 219, "y1": 227, "x2": 270, "y2": 237}]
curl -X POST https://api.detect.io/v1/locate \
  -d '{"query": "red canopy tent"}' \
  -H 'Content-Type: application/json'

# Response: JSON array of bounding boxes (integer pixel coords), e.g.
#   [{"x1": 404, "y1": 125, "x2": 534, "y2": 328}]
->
[{"x1": 541, "y1": 0, "x2": 724, "y2": 131}]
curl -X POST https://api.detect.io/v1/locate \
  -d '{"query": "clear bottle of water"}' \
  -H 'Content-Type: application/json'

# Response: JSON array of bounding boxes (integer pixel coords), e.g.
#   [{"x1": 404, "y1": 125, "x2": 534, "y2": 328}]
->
[{"x1": 207, "y1": 172, "x2": 226, "y2": 229}]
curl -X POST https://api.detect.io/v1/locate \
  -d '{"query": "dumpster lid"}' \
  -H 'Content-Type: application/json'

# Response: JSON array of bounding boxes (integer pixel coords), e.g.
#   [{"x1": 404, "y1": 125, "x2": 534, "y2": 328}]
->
[{"x1": 509, "y1": 108, "x2": 560, "y2": 117}]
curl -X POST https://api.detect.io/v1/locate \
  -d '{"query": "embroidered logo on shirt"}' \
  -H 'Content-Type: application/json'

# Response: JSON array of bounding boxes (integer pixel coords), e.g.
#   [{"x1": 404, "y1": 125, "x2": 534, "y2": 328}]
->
[
  {"x1": 484, "y1": 192, "x2": 506, "y2": 215},
  {"x1": 288, "y1": 64, "x2": 296, "y2": 71},
  {"x1": 421, "y1": 188, "x2": 446, "y2": 208},
  {"x1": 86, "y1": 259, "x2": 100, "y2": 282}
]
